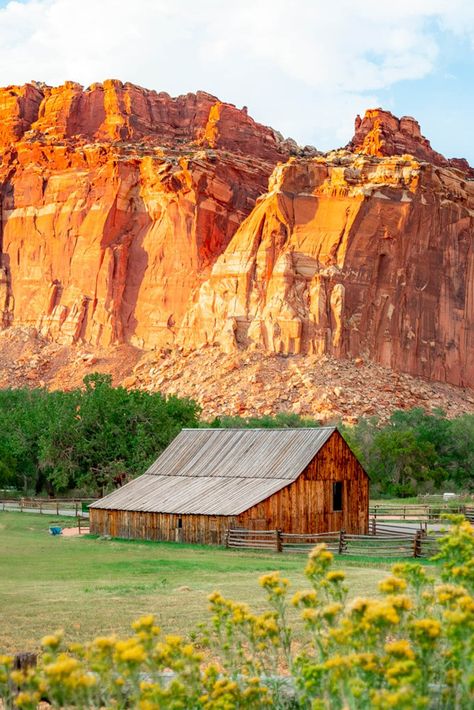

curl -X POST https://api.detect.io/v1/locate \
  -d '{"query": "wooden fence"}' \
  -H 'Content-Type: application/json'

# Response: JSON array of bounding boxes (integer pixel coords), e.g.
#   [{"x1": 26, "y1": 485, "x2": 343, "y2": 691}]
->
[
  {"x1": 0, "y1": 498, "x2": 90, "y2": 517},
  {"x1": 465, "y1": 506, "x2": 474, "y2": 523},
  {"x1": 226, "y1": 527, "x2": 444, "y2": 558},
  {"x1": 368, "y1": 520, "x2": 427, "y2": 536},
  {"x1": 369, "y1": 503, "x2": 468, "y2": 523}
]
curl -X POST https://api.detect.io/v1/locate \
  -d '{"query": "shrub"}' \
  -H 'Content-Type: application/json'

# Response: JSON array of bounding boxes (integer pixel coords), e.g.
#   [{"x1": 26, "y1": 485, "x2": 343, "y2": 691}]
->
[{"x1": 1, "y1": 519, "x2": 473, "y2": 708}]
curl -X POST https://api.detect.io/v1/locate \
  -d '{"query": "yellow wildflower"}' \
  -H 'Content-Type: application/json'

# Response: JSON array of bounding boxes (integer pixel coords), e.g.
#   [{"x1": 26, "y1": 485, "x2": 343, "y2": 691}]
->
[
  {"x1": 386, "y1": 594, "x2": 413, "y2": 612},
  {"x1": 325, "y1": 571, "x2": 346, "y2": 583},
  {"x1": 259, "y1": 572, "x2": 290, "y2": 596},
  {"x1": 321, "y1": 602, "x2": 342, "y2": 620},
  {"x1": 0, "y1": 654, "x2": 13, "y2": 667},
  {"x1": 411, "y1": 618, "x2": 442, "y2": 644},
  {"x1": 14, "y1": 691, "x2": 40, "y2": 708},
  {"x1": 41, "y1": 631, "x2": 63, "y2": 650},
  {"x1": 140, "y1": 701, "x2": 156, "y2": 710},
  {"x1": 324, "y1": 654, "x2": 352, "y2": 676},
  {"x1": 378, "y1": 576, "x2": 407, "y2": 594},
  {"x1": 365, "y1": 600, "x2": 400, "y2": 626},
  {"x1": 301, "y1": 608, "x2": 318, "y2": 623},
  {"x1": 309, "y1": 544, "x2": 333, "y2": 563},
  {"x1": 384, "y1": 639, "x2": 415, "y2": 660},
  {"x1": 45, "y1": 654, "x2": 80, "y2": 678},
  {"x1": 435, "y1": 584, "x2": 467, "y2": 604},
  {"x1": 115, "y1": 640, "x2": 146, "y2": 664},
  {"x1": 354, "y1": 652, "x2": 379, "y2": 673},
  {"x1": 140, "y1": 680, "x2": 155, "y2": 691},
  {"x1": 77, "y1": 672, "x2": 97, "y2": 688},
  {"x1": 132, "y1": 614, "x2": 157, "y2": 633},
  {"x1": 292, "y1": 590, "x2": 317, "y2": 607},
  {"x1": 91, "y1": 635, "x2": 117, "y2": 652},
  {"x1": 164, "y1": 634, "x2": 183, "y2": 646},
  {"x1": 385, "y1": 659, "x2": 420, "y2": 687},
  {"x1": 208, "y1": 591, "x2": 224, "y2": 604},
  {"x1": 231, "y1": 602, "x2": 250, "y2": 623},
  {"x1": 9, "y1": 670, "x2": 25, "y2": 685}
]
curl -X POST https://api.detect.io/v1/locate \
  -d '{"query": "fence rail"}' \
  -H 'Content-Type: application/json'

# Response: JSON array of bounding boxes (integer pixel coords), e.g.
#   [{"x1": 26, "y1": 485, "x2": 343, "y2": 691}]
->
[
  {"x1": 369, "y1": 504, "x2": 467, "y2": 522},
  {"x1": 226, "y1": 527, "x2": 445, "y2": 558},
  {"x1": 281, "y1": 531, "x2": 341, "y2": 553},
  {"x1": 0, "y1": 498, "x2": 90, "y2": 518},
  {"x1": 368, "y1": 520, "x2": 428, "y2": 536},
  {"x1": 465, "y1": 506, "x2": 474, "y2": 523}
]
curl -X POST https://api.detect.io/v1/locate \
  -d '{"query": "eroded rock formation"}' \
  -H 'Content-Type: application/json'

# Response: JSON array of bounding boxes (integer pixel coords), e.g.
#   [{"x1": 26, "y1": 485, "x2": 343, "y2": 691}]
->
[
  {"x1": 0, "y1": 81, "x2": 292, "y2": 349},
  {"x1": 0, "y1": 84, "x2": 472, "y2": 392},
  {"x1": 348, "y1": 108, "x2": 474, "y2": 177},
  {"x1": 178, "y1": 152, "x2": 474, "y2": 387}
]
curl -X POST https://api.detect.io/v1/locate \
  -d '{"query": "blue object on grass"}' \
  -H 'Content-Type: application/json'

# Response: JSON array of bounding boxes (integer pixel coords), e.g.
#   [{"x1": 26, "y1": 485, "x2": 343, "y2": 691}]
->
[{"x1": 49, "y1": 526, "x2": 62, "y2": 535}]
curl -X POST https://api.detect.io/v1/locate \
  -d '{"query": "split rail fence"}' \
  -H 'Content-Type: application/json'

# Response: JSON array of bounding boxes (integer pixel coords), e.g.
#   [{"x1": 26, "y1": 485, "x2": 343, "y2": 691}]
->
[{"x1": 225, "y1": 526, "x2": 444, "y2": 558}]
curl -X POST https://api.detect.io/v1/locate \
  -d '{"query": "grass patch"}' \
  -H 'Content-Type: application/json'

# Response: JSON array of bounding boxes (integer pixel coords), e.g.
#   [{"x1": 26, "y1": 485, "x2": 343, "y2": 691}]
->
[{"x1": 1, "y1": 512, "x2": 402, "y2": 653}]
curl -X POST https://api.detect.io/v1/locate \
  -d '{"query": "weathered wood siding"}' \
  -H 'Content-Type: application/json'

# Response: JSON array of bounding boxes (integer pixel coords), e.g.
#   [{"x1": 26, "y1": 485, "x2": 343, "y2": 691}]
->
[
  {"x1": 89, "y1": 509, "x2": 236, "y2": 545},
  {"x1": 237, "y1": 431, "x2": 368, "y2": 534},
  {"x1": 90, "y1": 430, "x2": 368, "y2": 541}
]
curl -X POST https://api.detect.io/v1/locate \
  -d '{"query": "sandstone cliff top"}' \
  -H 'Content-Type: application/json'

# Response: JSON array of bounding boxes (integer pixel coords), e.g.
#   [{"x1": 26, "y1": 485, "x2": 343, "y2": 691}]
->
[{"x1": 347, "y1": 108, "x2": 473, "y2": 177}]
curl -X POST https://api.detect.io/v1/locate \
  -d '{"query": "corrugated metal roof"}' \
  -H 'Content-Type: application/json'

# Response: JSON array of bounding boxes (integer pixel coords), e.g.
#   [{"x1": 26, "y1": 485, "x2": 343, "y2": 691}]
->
[{"x1": 91, "y1": 427, "x2": 336, "y2": 515}]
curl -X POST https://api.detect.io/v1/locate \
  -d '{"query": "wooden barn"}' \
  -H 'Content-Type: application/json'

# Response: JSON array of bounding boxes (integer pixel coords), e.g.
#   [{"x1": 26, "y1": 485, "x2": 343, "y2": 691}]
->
[{"x1": 89, "y1": 427, "x2": 369, "y2": 544}]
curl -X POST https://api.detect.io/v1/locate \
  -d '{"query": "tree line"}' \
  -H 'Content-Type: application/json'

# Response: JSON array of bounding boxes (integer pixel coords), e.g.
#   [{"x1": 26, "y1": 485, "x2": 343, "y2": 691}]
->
[{"x1": 0, "y1": 374, "x2": 472, "y2": 497}]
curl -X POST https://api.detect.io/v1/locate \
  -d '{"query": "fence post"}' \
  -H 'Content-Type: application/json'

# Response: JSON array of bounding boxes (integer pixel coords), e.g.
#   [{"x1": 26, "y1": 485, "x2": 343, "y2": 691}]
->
[
  {"x1": 276, "y1": 529, "x2": 283, "y2": 553},
  {"x1": 338, "y1": 529, "x2": 345, "y2": 555},
  {"x1": 225, "y1": 529, "x2": 230, "y2": 548},
  {"x1": 413, "y1": 530, "x2": 421, "y2": 558},
  {"x1": 77, "y1": 516, "x2": 81, "y2": 535},
  {"x1": 56, "y1": 501, "x2": 59, "y2": 515},
  {"x1": 371, "y1": 517, "x2": 376, "y2": 535}
]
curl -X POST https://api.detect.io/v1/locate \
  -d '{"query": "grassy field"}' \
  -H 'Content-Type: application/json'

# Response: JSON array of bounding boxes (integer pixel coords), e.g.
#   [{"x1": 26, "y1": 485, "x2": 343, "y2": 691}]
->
[{"x1": 1, "y1": 512, "x2": 394, "y2": 653}]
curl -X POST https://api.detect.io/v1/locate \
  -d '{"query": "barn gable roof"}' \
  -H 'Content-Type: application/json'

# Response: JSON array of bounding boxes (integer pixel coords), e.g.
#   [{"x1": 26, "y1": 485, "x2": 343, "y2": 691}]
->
[{"x1": 90, "y1": 427, "x2": 337, "y2": 515}]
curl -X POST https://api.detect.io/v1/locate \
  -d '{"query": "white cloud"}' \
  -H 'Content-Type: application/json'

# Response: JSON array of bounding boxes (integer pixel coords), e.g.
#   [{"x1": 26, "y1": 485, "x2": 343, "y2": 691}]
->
[{"x1": 0, "y1": 0, "x2": 473, "y2": 152}]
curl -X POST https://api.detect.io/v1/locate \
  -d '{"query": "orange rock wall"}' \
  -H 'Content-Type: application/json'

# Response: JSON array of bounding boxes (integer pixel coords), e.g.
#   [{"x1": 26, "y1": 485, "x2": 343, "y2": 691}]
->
[
  {"x1": 0, "y1": 82, "x2": 290, "y2": 349},
  {"x1": 0, "y1": 84, "x2": 473, "y2": 389},
  {"x1": 179, "y1": 154, "x2": 474, "y2": 387},
  {"x1": 349, "y1": 108, "x2": 474, "y2": 177},
  {"x1": 1, "y1": 142, "x2": 274, "y2": 348}
]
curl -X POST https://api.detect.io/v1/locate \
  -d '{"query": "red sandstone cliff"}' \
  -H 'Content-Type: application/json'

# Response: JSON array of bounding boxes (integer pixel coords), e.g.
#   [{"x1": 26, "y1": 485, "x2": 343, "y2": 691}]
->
[
  {"x1": 0, "y1": 81, "x2": 295, "y2": 349},
  {"x1": 0, "y1": 86, "x2": 473, "y2": 394},
  {"x1": 180, "y1": 153, "x2": 474, "y2": 387},
  {"x1": 348, "y1": 108, "x2": 474, "y2": 177}
]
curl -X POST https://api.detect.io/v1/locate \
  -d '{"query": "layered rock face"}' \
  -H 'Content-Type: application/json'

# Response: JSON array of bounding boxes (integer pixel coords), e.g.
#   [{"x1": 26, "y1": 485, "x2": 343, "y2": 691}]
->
[
  {"x1": 348, "y1": 109, "x2": 474, "y2": 177},
  {"x1": 0, "y1": 87, "x2": 473, "y2": 391},
  {"x1": 0, "y1": 80, "x2": 291, "y2": 348},
  {"x1": 179, "y1": 151, "x2": 474, "y2": 387}
]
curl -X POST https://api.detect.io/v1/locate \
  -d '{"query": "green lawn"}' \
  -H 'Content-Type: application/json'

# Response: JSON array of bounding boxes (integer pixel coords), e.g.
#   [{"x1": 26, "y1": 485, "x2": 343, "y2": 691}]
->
[{"x1": 0, "y1": 512, "x2": 392, "y2": 653}]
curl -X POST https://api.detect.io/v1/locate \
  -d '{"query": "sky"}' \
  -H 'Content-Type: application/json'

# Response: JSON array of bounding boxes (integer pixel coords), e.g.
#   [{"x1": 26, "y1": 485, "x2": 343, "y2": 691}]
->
[{"x1": 0, "y1": 0, "x2": 473, "y2": 163}]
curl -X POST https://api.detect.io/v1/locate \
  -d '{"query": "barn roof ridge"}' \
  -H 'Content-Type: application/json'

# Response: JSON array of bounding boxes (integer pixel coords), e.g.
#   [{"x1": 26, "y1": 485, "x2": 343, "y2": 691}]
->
[{"x1": 180, "y1": 426, "x2": 336, "y2": 431}]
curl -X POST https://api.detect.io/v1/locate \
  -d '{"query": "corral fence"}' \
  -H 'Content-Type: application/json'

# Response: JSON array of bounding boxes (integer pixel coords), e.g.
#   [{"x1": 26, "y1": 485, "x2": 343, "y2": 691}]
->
[
  {"x1": 370, "y1": 503, "x2": 472, "y2": 527},
  {"x1": 0, "y1": 498, "x2": 90, "y2": 518},
  {"x1": 225, "y1": 526, "x2": 445, "y2": 559}
]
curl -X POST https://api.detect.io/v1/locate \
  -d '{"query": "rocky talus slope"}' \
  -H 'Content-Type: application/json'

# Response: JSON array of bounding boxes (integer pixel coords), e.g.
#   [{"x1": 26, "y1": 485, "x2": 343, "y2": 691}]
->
[{"x1": 0, "y1": 82, "x2": 472, "y2": 420}]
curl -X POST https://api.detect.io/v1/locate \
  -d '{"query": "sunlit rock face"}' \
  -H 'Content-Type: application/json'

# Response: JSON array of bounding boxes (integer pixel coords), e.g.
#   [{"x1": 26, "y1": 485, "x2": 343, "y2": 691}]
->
[
  {"x1": 348, "y1": 108, "x2": 474, "y2": 177},
  {"x1": 0, "y1": 84, "x2": 473, "y2": 389},
  {"x1": 0, "y1": 81, "x2": 290, "y2": 348},
  {"x1": 178, "y1": 152, "x2": 474, "y2": 388}
]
